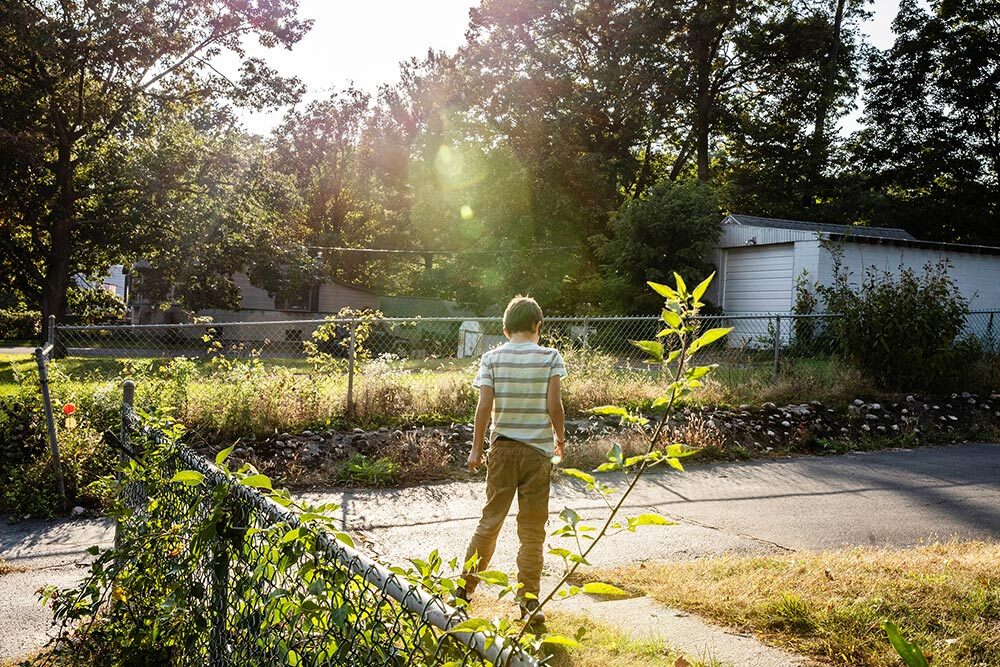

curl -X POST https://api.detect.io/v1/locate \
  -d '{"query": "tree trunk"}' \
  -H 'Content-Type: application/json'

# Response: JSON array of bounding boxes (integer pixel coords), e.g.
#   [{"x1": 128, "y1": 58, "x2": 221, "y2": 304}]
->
[
  {"x1": 41, "y1": 137, "x2": 75, "y2": 353},
  {"x1": 806, "y1": 0, "x2": 848, "y2": 205}
]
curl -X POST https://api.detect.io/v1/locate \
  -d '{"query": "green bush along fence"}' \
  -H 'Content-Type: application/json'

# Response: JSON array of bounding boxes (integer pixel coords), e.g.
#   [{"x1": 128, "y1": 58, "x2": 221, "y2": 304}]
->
[{"x1": 115, "y1": 384, "x2": 536, "y2": 666}]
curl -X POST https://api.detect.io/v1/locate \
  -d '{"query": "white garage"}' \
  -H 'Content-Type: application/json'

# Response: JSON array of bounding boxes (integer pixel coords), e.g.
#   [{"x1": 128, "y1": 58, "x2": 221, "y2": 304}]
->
[{"x1": 707, "y1": 214, "x2": 1000, "y2": 313}]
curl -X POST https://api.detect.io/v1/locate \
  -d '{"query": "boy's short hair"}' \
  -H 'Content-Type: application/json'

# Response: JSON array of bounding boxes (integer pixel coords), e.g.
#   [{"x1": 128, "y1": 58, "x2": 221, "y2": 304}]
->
[{"x1": 503, "y1": 296, "x2": 544, "y2": 333}]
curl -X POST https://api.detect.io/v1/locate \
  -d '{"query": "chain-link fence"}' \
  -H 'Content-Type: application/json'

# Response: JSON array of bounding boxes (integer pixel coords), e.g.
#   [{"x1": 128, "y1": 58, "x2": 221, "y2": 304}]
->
[
  {"x1": 116, "y1": 381, "x2": 535, "y2": 667},
  {"x1": 55, "y1": 311, "x2": 1000, "y2": 406}
]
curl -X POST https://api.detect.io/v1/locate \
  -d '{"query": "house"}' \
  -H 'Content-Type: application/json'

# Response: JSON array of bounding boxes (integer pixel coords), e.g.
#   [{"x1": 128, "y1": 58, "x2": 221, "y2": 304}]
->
[{"x1": 707, "y1": 214, "x2": 1000, "y2": 313}]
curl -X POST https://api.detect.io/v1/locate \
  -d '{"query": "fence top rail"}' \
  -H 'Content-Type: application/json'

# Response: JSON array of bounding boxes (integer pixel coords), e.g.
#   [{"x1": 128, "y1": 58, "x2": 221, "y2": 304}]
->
[
  {"x1": 49, "y1": 310, "x2": 933, "y2": 332},
  {"x1": 123, "y1": 405, "x2": 536, "y2": 667}
]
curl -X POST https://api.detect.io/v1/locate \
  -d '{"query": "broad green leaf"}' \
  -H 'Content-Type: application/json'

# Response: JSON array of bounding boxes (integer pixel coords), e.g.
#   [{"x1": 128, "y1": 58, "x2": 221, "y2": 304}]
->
[
  {"x1": 334, "y1": 532, "x2": 355, "y2": 548},
  {"x1": 647, "y1": 281, "x2": 678, "y2": 299},
  {"x1": 448, "y1": 617, "x2": 493, "y2": 633},
  {"x1": 631, "y1": 339, "x2": 663, "y2": 361},
  {"x1": 590, "y1": 405, "x2": 629, "y2": 418},
  {"x1": 568, "y1": 553, "x2": 591, "y2": 565},
  {"x1": 562, "y1": 468, "x2": 596, "y2": 485},
  {"x1": 476, "y1": 570, "x2": 509, "y2": 587},
  {"x1": 560, "y1": 507, "x2": 581, "y2": 526},
  {"x1": 280, "y1": 527, "x2": 301, "y2": 543},
  {"x1": 692, "y1": 272, "x2": 715, "y2": 302},
  {"x1": 608, "y1": 443, "x2": 624, "y2": 465},
  {"x1": 541, "y1": 634, "x2": 581, "y2": 647},
  {"x1": 634, "y1": 513, "x2": 676, "y2": 526},
  {"x1": 666, "y1": 457, "x2": 685, "y2": 472},
  {"x1": 665, "y1": 443, "x2": 694, "y2": 458},
  {"x1": 673, "y1": 272, "x2": 687, "y2": 295},
  {"x1": 241, "y1": 474, "x2": 273, "y2": 490},
  {"x1": 582, "y1": 582, "x2": 630, "y2": 597},
  {"x1": 170, "y1": 471, "x2": 204, "y2": 486},
  {"x1": 548, "y1": 547, "x2": 572, "y2": 559},
  {"x1": 883, "y1": 622, "x2": 929, "y2": 667},
  {"x1": 593, "y1": 462, "x2": 618, "y2": 473},
  {"x1": 661, "y1": 309, "x2": 682, "y2": 329},
  {"x1": 689, "y1": 327, "x2": 733, "y2": 353},
  {"x1": 287, "y1": 649, "x2": 301, "y2": 667},
  {"x1": 215, "y1": 445, "x2": 235, "y2": 467}
]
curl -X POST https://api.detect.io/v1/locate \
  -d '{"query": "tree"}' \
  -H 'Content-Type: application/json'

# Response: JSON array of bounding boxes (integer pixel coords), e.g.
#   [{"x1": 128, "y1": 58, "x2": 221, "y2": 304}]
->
[
  {"x1": 0, "y1": 0, "x2": 309, "y2": 333},
  {"x1": 597, "y1": 178, "x2": 721, "y2": 313},
  {"x1": 851, "y1": 0, "x2": 1000, "y2": 245}
]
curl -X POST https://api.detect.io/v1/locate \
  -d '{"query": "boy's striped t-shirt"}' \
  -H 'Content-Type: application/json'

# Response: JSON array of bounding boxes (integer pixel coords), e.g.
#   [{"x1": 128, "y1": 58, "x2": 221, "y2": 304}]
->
[{"x1": 473, "y1": 341, "x2": 567, "y2": 456}]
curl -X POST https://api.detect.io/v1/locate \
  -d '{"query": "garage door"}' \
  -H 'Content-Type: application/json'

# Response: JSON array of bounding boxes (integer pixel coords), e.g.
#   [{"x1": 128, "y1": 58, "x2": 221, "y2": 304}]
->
[{"x1": 723, "y1": 244, "x2": 795, "y2": 313}]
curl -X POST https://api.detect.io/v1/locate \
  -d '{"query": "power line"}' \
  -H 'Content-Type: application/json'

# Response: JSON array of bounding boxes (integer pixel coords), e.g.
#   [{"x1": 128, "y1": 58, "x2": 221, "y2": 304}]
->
[{"x1": 304, "y1": 244, "x2": 582, "y2": 255}]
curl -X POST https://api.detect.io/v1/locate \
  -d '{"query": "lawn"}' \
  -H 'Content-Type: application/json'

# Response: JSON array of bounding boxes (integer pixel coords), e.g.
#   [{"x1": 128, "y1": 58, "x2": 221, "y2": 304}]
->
[{"x1": 586, "y1": 541, "x2": 1000, "y2": 667}]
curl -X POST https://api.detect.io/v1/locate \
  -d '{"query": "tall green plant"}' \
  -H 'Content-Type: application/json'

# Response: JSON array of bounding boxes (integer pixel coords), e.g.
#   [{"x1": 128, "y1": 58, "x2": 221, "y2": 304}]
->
[{"x1": 817, "y1": 257, "x2": 973, "y2": 390}]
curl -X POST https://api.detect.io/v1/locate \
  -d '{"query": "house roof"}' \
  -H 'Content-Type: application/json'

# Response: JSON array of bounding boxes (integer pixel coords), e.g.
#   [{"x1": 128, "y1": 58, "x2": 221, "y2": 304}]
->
[
  {"x1": 725, "y1": 214, "x2": 916, "y2": 241},
  {"x1": 826, "y1": 233, "x2": 1000, "y2": 256}
]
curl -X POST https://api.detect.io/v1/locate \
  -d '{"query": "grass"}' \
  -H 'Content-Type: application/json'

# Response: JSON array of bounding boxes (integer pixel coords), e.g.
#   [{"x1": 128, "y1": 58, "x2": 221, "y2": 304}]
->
[
  {"x1": 586, "y1": 541, "x2": 1000, "y2": 667},
  {"x1": 1, "y1": 349, "x2": 879, "y2": 437},
  {"x1": 469, "y1": 595, "x2": 724, "y2": 667}
]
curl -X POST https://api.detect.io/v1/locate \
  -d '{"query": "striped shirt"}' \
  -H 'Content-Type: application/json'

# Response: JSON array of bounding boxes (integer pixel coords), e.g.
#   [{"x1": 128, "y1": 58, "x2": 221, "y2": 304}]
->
[{"x1": 473, "y1": 341, "x2": 567, "y2": 456}]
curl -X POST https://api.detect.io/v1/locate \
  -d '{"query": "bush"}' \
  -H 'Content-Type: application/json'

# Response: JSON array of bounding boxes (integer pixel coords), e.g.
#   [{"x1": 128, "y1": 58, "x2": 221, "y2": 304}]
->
[
  {"x1": 337, "y1": 453, "x2": 400, "y2": 486},
  {"x1": 817, "y1": 258, "x2": 974, "y2": 391},
  {"x1": 0, "y1": 308, "x2": 41, "y2": 340},
  {"x1": 66, "y1": 286, "x2": 126, "y2": 324}
]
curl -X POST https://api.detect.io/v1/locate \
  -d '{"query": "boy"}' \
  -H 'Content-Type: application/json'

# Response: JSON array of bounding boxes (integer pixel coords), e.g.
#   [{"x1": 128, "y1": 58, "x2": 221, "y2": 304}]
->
[{"x1": 458, "y1": 296, "x2": 567, "y2": 623}]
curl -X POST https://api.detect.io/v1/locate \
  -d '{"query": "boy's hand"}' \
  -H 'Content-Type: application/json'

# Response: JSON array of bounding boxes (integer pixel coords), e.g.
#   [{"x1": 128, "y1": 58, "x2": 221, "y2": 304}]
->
[
  {"x1": 468, "y1": 447, "x2": 484, "y2": 473},
  {"x1": 554, "y1": 439, "x2": 565, "y2": 459}
]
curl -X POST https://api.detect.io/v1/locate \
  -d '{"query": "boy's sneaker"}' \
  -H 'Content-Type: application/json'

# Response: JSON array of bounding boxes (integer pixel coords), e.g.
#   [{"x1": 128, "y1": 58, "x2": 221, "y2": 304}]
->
[{"x1": 519, "y1": 598, "x2": 545, "y2": 625}]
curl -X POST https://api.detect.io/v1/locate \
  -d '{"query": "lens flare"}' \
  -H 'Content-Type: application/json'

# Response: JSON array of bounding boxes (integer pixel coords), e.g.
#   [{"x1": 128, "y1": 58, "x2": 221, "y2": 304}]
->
[{"x1": 460, "y1": 205, "x2": 474, "y2": 220}]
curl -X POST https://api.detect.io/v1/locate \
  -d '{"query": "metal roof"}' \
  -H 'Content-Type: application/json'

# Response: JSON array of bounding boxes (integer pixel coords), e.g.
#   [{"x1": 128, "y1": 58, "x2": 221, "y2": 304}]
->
[{"x1": 725, "y1": 214, "x2": 916, "y2": 241}]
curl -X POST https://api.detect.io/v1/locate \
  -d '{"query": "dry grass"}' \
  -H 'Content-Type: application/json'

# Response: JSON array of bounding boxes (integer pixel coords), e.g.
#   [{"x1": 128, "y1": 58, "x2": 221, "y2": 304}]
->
[
  {"x1": 469, "y1": 595, "x2": 723, "y2": 667},
  {"x1": 588, "y1": 541, "x2": 1000, "y2": 667}
]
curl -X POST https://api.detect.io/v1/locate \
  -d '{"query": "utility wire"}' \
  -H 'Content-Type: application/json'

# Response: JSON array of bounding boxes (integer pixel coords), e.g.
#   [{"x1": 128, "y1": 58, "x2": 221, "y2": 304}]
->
[{"x1": 304, "y1": 244, "x2": 582, "y2": 255}]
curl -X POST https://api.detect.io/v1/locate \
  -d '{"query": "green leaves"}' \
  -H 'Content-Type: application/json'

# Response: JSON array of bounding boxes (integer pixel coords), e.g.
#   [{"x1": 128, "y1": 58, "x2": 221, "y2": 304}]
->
[
  {"x1": 688, "y1": 327, "x2": 732, "y2": 354},
  {"x1": 215, "y1": 445, "x2": 234, "y2": 467},
  {"x1": 692, "y1": 272, "x2": 715, "y2": 303},
  {"x1": 562, "y1": 468, "x2": 596, "y2": 486},
  {"x1": 632, "y1": 513, "x2": 675, "y2": 527},
  {"x1": 240, "y1": 474, "x2": 273, "y2": 490},
  {"x1": 170, "y1": 471, "x2": 204, "y2": 486},
  {"x1": 590, "y1": 405, "x2": 629, "y2": 418},
  {"x1": 647, "y1": 281, "x2": 678, "y2": 300},
  {"x1": 883, "y1": 622, "x2": 929, "y2": 667},
  {"x1": 631, "y1": 339, "x2": 664, "y2": 362},
  {"x1": 581, "y1": 582, "x2": 629, "y2": 597}
]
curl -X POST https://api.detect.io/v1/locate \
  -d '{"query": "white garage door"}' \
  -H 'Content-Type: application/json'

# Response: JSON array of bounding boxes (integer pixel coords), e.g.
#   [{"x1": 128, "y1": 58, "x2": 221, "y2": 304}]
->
[{"x1": 723, "y1": 244, "x2": 795, "y2": 313}]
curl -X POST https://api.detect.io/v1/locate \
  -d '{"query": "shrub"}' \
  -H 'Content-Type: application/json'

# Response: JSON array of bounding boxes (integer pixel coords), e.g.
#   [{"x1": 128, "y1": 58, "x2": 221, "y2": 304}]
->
[
  {"x1": 66, "y1": 286, "x2": 126, "y2": 324},
  {"x1": 817, "y1": 258, "x2": 973, "y2": 391},
  {"x1": 337, "y1": 453, "x2": 400, "y2": 486},
  {"x1": 0, "y1": 308, "x2": 41, "y2": 340}
]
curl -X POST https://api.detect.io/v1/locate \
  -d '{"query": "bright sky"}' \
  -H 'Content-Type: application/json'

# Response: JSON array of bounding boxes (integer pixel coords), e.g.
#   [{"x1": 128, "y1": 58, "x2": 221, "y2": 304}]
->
[{"x1": 237, "y1": 0, "x2": 904, "y2": 136}]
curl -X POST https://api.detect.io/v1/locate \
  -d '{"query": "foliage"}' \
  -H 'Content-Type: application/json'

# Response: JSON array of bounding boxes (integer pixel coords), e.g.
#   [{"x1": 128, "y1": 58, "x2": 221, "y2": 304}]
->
[
  {"x1": 337, "y1": 453, "x2": 401, "y2": 487},
  {"x1": 0, "y1": 309, "x2": 40, "y2": 341},
  {"x1": 597, "y1": 179, "x2": 721, "y2": 313},
  {"x1": 816, "y1": 256, "x2": 973, "y2": 390},
  {"x1": 851, "y1": 0, "x2": 1000, "y2": 247},
  {"x1": 65, "y1": 287, "x2": 125, "y2": 325},
  {"x1": 0, "y1": 0, "x2": 309, "y2": 323},
  {"x1": 42, "y1": 417, "x2": 499, "y2": 666}
]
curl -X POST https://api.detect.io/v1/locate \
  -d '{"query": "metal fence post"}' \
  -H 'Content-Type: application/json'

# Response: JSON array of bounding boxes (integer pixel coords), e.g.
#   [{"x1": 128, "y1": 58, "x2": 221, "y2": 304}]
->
[
  {"x1": 582, "y1": 316, "x2": 590, "y2": 350},
  {"x1": 346, "y1": 318, "x2": 357, "y2": 414},
  {"x1": 116, "y1": 380, "x2": 135, "y2": 548},
  {"x1": 47, "y1": 314, "x2": 55, "y2": 348},
  {"x1": 773, "y1": 314, "x2": 782, "y2": 381},
  {"x1": 34, "y1": 345, "x2": 67, "y2": 511}
]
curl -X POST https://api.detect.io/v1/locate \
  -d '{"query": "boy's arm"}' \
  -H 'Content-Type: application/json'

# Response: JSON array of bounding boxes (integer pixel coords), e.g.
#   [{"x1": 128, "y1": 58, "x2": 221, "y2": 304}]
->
[
  {"x1": 469, "y1": 385, "x2": 494, "y2": 472},
  {"x1": 547, "y1": 375, "x2": 565, "y2": 458}
]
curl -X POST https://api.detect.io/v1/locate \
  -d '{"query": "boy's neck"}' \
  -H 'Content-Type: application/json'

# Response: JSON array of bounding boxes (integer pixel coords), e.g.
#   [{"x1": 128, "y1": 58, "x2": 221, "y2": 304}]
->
[{"x1": 508, "y1": 332, "x2": 538, "y2": 344}]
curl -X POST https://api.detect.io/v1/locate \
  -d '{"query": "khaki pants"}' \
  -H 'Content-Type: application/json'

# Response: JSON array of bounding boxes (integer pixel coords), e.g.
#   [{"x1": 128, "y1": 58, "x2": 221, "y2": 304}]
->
[{"x1": 464, "y1": 439, "x2": 552, "y2": 599}]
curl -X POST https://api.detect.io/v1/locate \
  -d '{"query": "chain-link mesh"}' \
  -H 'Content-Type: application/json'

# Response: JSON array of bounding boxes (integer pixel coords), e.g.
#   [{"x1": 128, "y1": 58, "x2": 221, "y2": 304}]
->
[
  {"x1": 57, "y1": 310, "x2": 1000, "y2": 380},
  {"x1": 117, "y1": 407, "x2": 536, "y2": 667}
]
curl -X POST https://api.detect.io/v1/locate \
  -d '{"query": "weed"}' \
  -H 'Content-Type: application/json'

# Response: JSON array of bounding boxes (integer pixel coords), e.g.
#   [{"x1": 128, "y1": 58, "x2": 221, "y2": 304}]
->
[{"x1": 337, "y1": 453, "x2": 400, "y2": 486}]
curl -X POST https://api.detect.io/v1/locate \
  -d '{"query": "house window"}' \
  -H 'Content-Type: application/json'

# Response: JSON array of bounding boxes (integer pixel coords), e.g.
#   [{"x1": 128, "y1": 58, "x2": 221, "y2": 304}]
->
[{"x1": 275, "y1": 285, "x2": 320, "y2": 312}]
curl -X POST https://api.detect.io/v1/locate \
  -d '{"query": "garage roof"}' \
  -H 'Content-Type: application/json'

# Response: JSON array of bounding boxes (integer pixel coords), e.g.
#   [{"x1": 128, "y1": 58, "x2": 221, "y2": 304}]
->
[{"x1": 726, "y1": 214, "x2": 916, "y2": 241}]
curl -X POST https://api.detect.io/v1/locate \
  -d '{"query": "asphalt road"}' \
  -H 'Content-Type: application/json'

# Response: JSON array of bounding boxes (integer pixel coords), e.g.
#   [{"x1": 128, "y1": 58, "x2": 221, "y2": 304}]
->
[{"x1": 306, "y1": 442, "x2": 1000, "y2": 570}]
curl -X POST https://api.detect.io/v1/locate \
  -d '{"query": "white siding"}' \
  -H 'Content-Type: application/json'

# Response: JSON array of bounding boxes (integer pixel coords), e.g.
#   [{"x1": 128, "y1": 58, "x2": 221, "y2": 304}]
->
[
  {"x1": 723, "y1": 244, "x2": 795, "y2": 313},
  {"x1": 719, "y1": 224, "x2": 818, "y2": 249},
  {"x1": 816, "y1": 243, "x2": 1000, "y2": 311}
]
